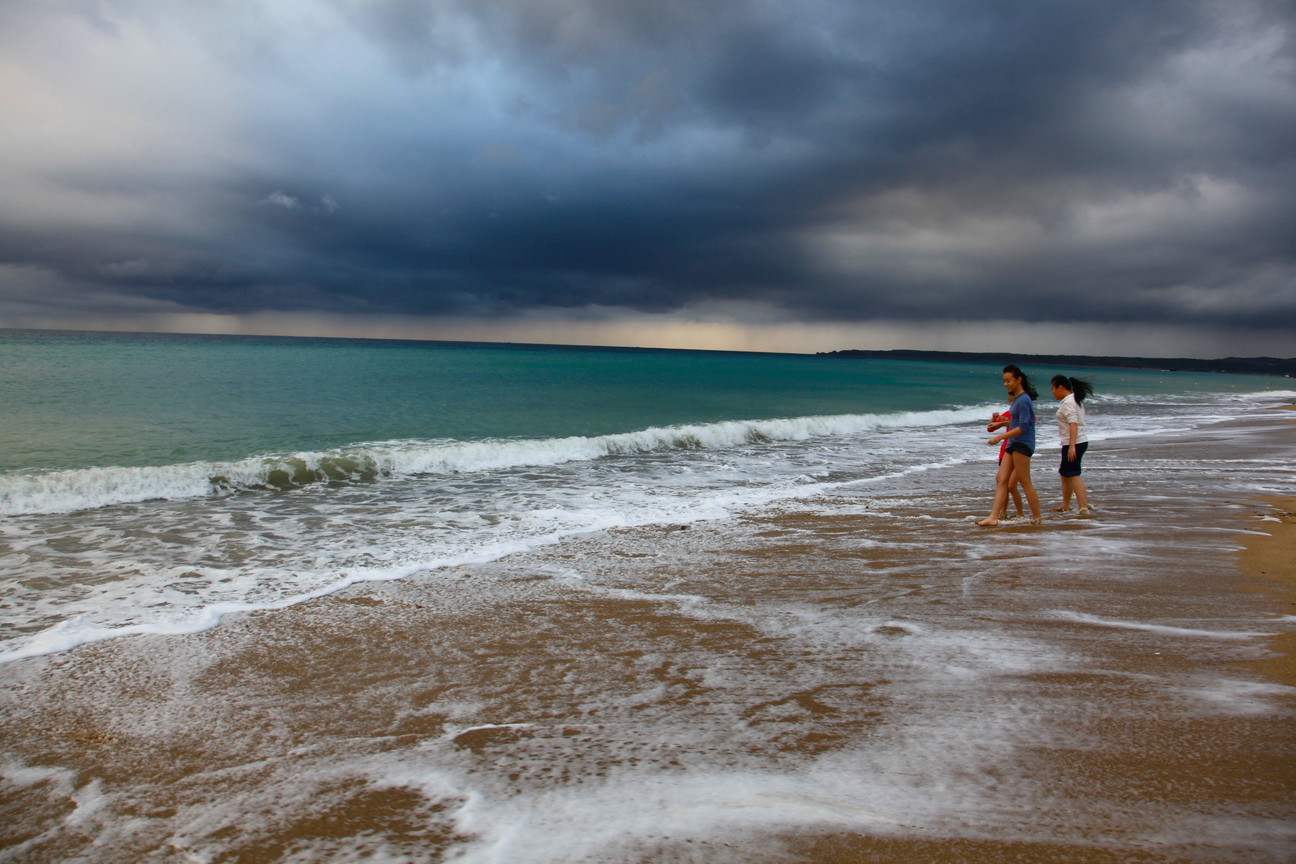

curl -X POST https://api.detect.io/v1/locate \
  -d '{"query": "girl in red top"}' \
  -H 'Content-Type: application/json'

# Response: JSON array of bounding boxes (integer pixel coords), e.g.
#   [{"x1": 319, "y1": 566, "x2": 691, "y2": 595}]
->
[{"x1": 987, "y1": 402, "x2": 1024, "y2": 520}]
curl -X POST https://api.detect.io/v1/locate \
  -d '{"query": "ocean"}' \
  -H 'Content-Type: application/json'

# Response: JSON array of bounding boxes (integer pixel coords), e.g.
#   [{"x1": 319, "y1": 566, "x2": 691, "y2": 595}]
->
[
  {"x1": 2, "y1": 328, "x2": 1287, "y2": 664},
  {"x1": 2, "y1": 329, "x2": 1294, "y2": 862}
]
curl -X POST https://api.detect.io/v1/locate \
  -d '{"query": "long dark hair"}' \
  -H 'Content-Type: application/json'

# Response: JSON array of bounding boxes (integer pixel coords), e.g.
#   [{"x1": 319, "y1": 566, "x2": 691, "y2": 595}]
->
[
  {"x1": 1051, "y1": 374, "x2": 1095, "y2": 403},
  {"x1": 1003, "y1": 364, "x2": 1038, "y2": 400}
]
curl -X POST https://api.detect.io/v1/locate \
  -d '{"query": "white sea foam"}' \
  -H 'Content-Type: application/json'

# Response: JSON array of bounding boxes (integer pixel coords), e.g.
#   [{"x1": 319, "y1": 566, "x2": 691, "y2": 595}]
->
[
  {"x1": 1184, "y1": 677, "x2": 1296, "y2": 715},
  {"x1": 7, "y1": 388, "x2": 1276, "y2": 518},
  {"x1": 0, "y1": 451, "x2": 845, "y2": 664},
  {"x1": 1052, "y1": 611, "x2": 1271, "y2": 640},
  {"x1": 1237, "y1": 389, "x2": 1296, "y2": 401},
  {"x1": 2, "y1": 389, "x2": 1292, "y2": 668},
  {"x1": 0, "y1": 407, "x2": 990, "y2": 516}
]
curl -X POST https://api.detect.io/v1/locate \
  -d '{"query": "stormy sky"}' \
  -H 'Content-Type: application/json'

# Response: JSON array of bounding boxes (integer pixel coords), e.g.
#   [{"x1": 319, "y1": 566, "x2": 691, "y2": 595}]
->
[{"x1": 1, "y1": 0, "x2": 1294, "y2": 356}]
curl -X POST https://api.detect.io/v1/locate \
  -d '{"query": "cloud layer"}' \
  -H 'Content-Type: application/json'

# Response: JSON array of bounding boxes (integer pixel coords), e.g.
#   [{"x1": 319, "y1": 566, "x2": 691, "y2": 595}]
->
[{"x1": 1, "y1": 0, "x2": 1294, "y2": 345}]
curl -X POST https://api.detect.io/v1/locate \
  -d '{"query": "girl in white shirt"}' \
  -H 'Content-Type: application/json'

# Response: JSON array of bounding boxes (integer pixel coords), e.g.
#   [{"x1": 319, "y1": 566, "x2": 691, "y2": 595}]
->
[{"x1": 1050, "y1": 375, "x2": 1095, "y2": 515}]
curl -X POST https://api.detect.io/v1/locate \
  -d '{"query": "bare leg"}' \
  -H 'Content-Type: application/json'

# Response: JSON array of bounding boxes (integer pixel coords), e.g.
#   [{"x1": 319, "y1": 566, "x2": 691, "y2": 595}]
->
[
  {"x1": 995, "y1": 465, "x2": 1022, "y2": 520},
  {"x1": 1072, "y1": 475, "x2": 1090, "y2": 513},
  {"x1": 1056, "y1": 476, "x2": 1074, "y2": 511},
  {"x1": 977, "y1": 457, "x2": 1017, "y2": 526},
  {"x1": 1010, "y1": 450, "x2": 1042, "y2": 522},
  {"x1": 991, "y1": 462, "x2": 1004, "y2": 520},
  {"x1": 1053, "y1": 471, "x2": 1073, "y2": 511}
]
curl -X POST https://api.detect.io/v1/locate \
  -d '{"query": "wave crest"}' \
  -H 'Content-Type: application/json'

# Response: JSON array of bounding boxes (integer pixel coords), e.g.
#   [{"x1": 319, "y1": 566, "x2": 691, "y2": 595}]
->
[{"x1": 0, "y1": 406, "x2": 988, "y2": 515}]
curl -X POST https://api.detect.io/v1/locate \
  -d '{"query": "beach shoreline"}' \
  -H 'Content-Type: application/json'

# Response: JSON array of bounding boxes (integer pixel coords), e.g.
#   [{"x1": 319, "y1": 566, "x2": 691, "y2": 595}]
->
[
  {"x1": 1236, "y1": 496, "x2": 1296, "y2": 690},
  {"x1": 2, "y1": 409, "x2": 1294, "y2": 863}
]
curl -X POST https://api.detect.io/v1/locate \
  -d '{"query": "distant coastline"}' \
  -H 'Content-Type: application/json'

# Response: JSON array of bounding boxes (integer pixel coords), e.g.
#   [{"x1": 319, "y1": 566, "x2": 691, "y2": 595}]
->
[
  {"x1": 4, "y1": 328, "x2": 1294, "y2": 375},
  {"x1": 817, "y1": 349, "x2": 1296, "y2": 377}
]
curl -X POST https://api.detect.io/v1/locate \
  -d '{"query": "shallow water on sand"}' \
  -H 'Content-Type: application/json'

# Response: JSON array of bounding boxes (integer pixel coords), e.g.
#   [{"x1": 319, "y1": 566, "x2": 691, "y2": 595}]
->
[{"x1": 2, "y1": 410, "x2": 1294, "y2": 863}]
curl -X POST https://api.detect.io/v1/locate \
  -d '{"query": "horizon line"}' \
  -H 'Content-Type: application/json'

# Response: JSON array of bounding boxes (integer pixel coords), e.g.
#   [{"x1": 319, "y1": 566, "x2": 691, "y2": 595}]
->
[{"x1": 4, "y1": 325, "x2": 1293, "y2": 369}]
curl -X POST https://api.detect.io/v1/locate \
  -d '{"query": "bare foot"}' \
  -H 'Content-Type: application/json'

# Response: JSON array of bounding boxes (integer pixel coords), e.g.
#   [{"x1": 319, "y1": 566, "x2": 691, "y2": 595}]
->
[
  {"x1": 975, "y1": 517, "x2": 1000, "y2": 527},
  {"x1": 1028, "y1": 518, "x2": 1044, "y2": 526},
  {"x1": 1078, "y1": 507, "x2": 1091, "y2": 516},
  {"x1": 1050, "y1": 505, "x2": 1071, "y2": 512}
]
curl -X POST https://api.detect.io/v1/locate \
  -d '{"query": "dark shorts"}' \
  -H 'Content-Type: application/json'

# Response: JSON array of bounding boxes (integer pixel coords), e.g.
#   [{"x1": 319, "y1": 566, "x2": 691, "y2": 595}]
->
[
  {"x1": 1005, "y1": 441, "x2": 1034, "y2": 457},
  {"x1": 1059, "y1": 441, "x2": 1088, "y2": 477}
]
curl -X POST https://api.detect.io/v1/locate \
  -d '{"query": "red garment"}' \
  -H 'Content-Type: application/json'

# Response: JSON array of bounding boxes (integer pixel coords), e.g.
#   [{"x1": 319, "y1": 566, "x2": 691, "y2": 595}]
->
[{"x1": 989, "y1": 412, "x2": 1009, "y2": 461}]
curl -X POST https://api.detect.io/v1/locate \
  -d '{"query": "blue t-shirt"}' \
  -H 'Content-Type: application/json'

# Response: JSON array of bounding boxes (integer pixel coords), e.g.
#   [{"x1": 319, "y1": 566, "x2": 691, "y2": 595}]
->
[{"x1": 1009, "y1": 391, "x2": 1036, "y2": 451}]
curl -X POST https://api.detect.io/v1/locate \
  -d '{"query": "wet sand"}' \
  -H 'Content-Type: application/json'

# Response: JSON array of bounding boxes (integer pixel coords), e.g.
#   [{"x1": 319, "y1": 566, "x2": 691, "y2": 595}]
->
[
  {"x1": 2, "y1": 415, "x2": 1294, "y2": 863},
  {"x1": 1237, "y1": 496, "x2": 1296, "y2": 689}
]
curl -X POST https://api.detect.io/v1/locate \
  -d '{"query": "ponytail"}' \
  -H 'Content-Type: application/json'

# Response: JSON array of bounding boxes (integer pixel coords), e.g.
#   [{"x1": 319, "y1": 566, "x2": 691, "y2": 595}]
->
[
  {"x1": 1051, "y1": 374, "x2": 1096, "y2": 403},
  {"x1": 1004, "y1": 364, "x2": 1038, "y2": 400}
]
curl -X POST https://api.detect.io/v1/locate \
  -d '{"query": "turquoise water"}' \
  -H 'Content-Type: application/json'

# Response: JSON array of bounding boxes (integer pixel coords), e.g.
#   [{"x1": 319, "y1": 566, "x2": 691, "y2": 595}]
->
[
  {"x1": 1, "y1": 327, "x2": 1292, "y2": 664},
  {"x1": 1, "y1": 329, "x2": 1285, "y2": 474}
]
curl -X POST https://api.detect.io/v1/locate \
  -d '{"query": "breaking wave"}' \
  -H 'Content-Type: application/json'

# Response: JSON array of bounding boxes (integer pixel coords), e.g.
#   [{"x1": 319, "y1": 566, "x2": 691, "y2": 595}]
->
[{"x1": 0, "y1": 407, "x2": 988, "y2": 515}]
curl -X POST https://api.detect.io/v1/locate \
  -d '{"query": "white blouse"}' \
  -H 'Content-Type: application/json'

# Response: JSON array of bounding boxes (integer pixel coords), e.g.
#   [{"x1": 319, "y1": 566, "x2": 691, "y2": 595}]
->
[{"x1": 1056, "y1": 393, "x2": 1088, "y2": 444}]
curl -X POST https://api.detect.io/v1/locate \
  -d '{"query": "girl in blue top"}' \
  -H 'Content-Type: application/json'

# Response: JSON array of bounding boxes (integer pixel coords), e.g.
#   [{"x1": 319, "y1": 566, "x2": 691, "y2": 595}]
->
[{"x1": 977, "y1": 364, "x2": 1042, "y2": 526}]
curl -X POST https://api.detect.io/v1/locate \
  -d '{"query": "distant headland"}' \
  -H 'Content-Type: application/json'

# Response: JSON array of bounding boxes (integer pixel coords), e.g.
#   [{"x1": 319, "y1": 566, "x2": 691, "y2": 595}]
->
[{"x1": 816, "y1": 349, "x2": 1296, "y2": 377}]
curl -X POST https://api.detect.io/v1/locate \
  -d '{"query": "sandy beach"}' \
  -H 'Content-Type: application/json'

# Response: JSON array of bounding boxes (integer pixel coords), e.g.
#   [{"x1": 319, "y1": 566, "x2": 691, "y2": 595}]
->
[{"x1": 2, "y1": 411, "x2": 1294, "y2": 863}]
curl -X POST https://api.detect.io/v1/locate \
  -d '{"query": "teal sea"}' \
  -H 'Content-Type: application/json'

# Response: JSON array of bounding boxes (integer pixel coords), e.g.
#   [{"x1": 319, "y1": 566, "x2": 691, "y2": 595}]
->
[
  {"x1": 2, "y1": 328, "x2": 1285, "y2": 475},
  {"x1": 0, "y1": 327, "x2": 1291, "y2": 663}
]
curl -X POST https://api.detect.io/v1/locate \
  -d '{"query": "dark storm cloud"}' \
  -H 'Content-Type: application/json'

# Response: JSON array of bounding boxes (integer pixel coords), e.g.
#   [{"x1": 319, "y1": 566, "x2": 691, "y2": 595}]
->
[{"x1": 1, "y1": 0, "x2": 1294, "y2": 331}]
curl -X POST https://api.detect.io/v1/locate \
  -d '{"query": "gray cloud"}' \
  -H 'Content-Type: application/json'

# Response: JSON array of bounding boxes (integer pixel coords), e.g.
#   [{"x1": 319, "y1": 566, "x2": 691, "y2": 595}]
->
[
  {"x1": 259, "y1": 191, "x2": 302, "y2": 210},
  {"x1": 1, "y1": 0, "x2": 1294, "y2": 339}
]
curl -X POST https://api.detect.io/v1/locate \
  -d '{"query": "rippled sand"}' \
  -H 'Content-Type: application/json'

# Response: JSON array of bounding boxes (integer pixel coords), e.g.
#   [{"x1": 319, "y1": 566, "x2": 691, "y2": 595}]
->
[{"x1": 2, "y1": 415, "x2": 1294, "y2": 863}]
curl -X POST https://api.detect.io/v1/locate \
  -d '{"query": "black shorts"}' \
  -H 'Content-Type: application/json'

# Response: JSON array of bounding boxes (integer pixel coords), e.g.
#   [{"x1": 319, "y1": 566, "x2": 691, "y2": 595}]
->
[
  {"x1": 1005, "y1": 441, "x2": 1034, "y2": 457},
  {"x1": 1059, "y1": 442, "x2": 1088, "y2": 477}
]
